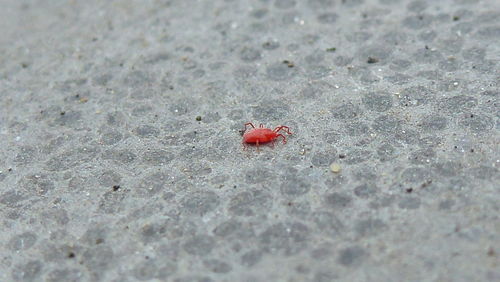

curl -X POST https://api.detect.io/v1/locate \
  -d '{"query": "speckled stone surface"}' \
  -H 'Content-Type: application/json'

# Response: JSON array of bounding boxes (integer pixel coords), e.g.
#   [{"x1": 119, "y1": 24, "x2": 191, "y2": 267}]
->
[{"x1": 0, "y1": 0, "x2": 499, "y2": 281}]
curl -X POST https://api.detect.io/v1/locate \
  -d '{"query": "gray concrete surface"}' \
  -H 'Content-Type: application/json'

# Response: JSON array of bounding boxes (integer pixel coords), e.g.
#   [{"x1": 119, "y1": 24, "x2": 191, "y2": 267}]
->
[{"x1": 0, "y1": 0, "x2": 499, "y2": 281}]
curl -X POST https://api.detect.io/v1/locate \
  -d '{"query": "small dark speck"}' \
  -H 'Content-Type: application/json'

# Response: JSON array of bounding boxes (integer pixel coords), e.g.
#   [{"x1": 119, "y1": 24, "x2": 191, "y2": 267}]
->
[
  {"x1": 233, "y1": 185, "x2": 237, "y2": 189},
  {"x1": 367, "y1": 57, "x2": 379, "y2": 64},
  {"x1": 60, "y1": 111, "x2": 66, "y2": 116},
  {"x1": 145, "y1": 256, "x2": 150, "y2": 259},
  {"x1": 95, "y1": 238, "x2": 104, "y2": 244},
  {"x1": 68, "y1": 252, "x2": 75, "y2": 258},
  {"x1": 75, "y1": 94, "x2": 80, "y2": 98},
  {"x1": 8, "y1": 168, "x2": 12, "y2": 172},
  {"x1": 470, "y1": 149, "x2": 474, "y2": 153},
  {"x1": 421, "y1": 180, "x2": 432, "y2": 188},
  {"x1": 283, "y1": 60, "x2": 294, "y2": 68},
  {"x1": 406, "y1": 188, "x2": 413, "y2": 193},
  {"x1": 470, "y1": 114, "x2": 474, "y2": 118},
  {"x1": 339, "y1": 154, "x2": 346, "y2": 159},
  {"x1": 92, "y1": 37, "x2": 98, "y2": 42},
  {"x1": 196, "y1": 116, "x2": 202, "y2": 121},
  {"x1": 425, "y1": 45, "x2": 429, "y2": 50},
  {"x1": 487, "y1": 247, "x2": 495, "y2": 257},
  {"x1": 326, "y1": 47, "x2": 337, "y2": 52},
  {"x1": 287, "y1": 202, "x2": 293, "y2": 206},
  {"x1": 239, "y1": 129, "x2": 245, "y2": 136},
  {"x1": 169, "y1": 85, "x2": 174, "y2": 90},
  {"x1": 362, "y1": 13, "x2": 368, "y2": 18},
  {"x1": 309, "y1": 165, "x2": 313, "y2": 168},
  {"x1": 453, "y1": 16, "x2": 460, "y2": 21},
  {"x1": 112, "y1": 185, "x2": 120, "y2": 191},
  {"x1": 454, "y1": 146, "x2": 458, "y2": 149},
  {"x1": 21, "y1": 63, "x2": 29, "y2": 68},
  {"x1": 418, "y1": 15, "x2": 424, "y2": 20}
]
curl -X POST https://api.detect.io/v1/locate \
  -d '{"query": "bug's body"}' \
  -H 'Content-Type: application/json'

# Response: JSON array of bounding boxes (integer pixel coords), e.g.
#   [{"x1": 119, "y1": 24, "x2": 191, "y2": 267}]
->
[
  {"x1": 242, "y1": 123, "x2": 292, "y2": 146},
  {"x1": 243, "y1": 128, "x2": 278, "y2": 144}
]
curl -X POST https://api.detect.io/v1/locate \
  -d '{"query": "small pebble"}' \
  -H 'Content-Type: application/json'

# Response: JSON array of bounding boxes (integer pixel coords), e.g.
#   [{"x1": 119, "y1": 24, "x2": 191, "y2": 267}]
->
[
  {"x1": 196, "y1": 116, "x2": 202, "y2": 121},
  {"x1": 283, "y1": 60, "x2": 294, "y2": 68},
  {"x1": 330, "y1": 163, "x2": 341, "y2": 173}
]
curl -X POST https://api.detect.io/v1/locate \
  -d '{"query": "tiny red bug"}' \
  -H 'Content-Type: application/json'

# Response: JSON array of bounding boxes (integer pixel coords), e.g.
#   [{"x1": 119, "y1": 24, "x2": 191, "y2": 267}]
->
[{"x1": 242, "y1": 122, "x2": 292, "y2": 147}]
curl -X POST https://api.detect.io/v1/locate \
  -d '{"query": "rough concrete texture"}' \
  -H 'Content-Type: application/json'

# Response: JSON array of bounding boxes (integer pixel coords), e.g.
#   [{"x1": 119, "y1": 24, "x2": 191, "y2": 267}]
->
[{"x1": 0, "y1": 0, "x2": 499, "y2": 281}]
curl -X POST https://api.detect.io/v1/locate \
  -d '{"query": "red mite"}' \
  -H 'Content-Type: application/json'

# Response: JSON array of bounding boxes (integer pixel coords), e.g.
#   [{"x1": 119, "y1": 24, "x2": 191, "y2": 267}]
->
[{"x1": 242, "y1": 122, "x2": 292, "y2": 147}]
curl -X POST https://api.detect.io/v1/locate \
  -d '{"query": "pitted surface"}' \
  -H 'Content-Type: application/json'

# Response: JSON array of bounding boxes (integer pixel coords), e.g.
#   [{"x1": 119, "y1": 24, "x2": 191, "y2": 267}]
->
[{"x1": 0, "y1": 0, "x2": 499, "y2": 281}]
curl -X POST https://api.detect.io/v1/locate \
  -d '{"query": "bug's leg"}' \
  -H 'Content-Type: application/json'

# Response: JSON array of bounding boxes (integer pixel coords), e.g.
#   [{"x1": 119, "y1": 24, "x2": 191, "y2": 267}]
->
[
  {"x1": 276, "y1": 134, "x2": 287, "y2": 144},
  {"x1": 281, "y1": 126, "x2": 292, "y2": 134},
  {"x1": 244, "y1": 123, "x2": 255, "y2": 131},
  {"x1": 274, "y1": 126, "x2": 292, "y2": 135},
  {"x1": 259, "y1": 124, "x2": 264, "y2": 128},
  {"x1": 256, "y1": 140, "x2": 260, "y2": 152}
]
